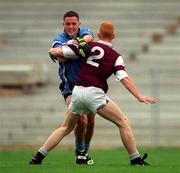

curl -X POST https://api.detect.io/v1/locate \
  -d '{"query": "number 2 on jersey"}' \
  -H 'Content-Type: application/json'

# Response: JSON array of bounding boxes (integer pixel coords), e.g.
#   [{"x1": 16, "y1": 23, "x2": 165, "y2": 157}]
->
[{"x1": 87, "y1": 46, "x2": 104, "y2": 67}]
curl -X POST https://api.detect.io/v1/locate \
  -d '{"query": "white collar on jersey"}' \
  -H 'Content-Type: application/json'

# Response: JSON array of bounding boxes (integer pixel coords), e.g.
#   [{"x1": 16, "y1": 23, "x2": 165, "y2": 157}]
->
[{"x1": 98, "y1": 40, "x2": 113, "y2": 48}]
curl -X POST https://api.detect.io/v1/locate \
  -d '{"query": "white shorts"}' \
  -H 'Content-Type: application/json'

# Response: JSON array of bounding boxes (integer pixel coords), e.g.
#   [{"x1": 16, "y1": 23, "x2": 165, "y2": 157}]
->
[{"x1": 69, "y1": 86, "x2": 109, "y2": 115}]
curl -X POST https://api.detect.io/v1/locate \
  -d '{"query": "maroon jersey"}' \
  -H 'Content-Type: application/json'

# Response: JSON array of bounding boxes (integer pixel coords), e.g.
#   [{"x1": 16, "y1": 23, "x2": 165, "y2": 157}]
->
[{"x1": 75, "y1": 41, "x2": 127, "y2": 93}]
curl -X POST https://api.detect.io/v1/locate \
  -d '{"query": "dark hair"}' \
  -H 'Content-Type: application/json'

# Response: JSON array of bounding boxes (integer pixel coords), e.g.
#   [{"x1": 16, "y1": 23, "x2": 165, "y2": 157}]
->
[{"x1": 63, "y1": 11, "x2": 79, "y2": 20}]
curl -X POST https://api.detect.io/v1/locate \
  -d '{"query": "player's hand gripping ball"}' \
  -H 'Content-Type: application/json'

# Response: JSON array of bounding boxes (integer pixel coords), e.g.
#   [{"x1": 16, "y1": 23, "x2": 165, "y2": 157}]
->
[{"x1": 75, "y1": 38, "x2": 91, "y2": 58}]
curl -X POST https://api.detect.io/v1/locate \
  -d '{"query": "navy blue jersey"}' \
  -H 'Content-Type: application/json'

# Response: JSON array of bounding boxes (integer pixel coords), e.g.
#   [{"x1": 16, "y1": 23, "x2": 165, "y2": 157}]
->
[{"x1": 52, "y1": 27, "x2": 93, "y2": 98}]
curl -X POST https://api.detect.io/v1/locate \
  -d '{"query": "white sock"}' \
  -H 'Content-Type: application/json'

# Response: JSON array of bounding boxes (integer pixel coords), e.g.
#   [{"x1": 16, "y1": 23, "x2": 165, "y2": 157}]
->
[
  {"x1": 38, "y1": 147, "x2": 48, "y2": 156},
  {"x1": 129, "y1": 151, "x2": 140, "y2": 160}
]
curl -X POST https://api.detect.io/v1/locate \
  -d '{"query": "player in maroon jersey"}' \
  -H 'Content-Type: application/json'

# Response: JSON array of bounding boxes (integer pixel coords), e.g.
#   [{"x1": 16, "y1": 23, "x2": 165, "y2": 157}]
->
[{"x1": 29, "y1": 21, "x2": 157, "y2": 166}]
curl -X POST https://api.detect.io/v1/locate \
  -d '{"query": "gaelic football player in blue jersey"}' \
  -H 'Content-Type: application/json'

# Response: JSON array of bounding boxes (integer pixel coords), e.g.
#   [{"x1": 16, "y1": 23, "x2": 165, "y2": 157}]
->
[{"x1": 50, "y1": 11, "x2": 94, "y2": 165}]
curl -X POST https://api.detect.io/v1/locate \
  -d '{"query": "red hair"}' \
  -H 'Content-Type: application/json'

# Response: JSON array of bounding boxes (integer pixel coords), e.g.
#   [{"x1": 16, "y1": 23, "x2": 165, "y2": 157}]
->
[{"x1": 99, "y1": 21, "x2": 115, "y2": 39}]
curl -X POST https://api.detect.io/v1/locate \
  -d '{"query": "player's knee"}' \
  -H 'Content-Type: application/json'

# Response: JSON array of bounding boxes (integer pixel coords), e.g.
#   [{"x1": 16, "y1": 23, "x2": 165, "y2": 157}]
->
[
  {"x1": 117, "y1": 116, "x2": 131, "y2": 128},
  {"x1": 60, "y1": 124, "x2": 73, "y2": 136}
]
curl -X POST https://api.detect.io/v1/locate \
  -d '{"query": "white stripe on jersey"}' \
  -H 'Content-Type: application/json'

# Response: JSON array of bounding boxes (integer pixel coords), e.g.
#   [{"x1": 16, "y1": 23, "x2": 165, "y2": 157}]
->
[
  {"x1": 116, "y1": 70, "x2": 128, "y2": 81},
  {"x1": 114, "y1": 56, "x2": 128, "y2": 81},
  {"x1": 52, "y1": 39, "x2": 75, "y2": 48},
  {"x1": 62, "y1": 45, "x2": 79, "y2": 59},
  {"x1": 52, "y1": 41, "x2": 62, "y2": 47},
  {"x1": 114, "y1": 55, "x2": 125, "y2": 67}
]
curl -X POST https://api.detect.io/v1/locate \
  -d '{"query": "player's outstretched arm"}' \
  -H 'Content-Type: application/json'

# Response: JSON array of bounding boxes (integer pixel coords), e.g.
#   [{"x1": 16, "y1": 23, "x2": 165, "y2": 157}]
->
[{"x1": 121, "y1": 77, "x2": 157, "y2": 104}]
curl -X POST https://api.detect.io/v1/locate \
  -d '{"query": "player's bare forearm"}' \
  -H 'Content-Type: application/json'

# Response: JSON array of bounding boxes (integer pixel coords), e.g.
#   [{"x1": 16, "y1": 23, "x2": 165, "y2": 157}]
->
[
  {"x1": 48, "y1": 48, "x2": 66, "y2": 63},
  {"x1": 48, "y1": 48, "x2": 64, "y2": 58},
  {"x1": 121, "y1": 77, "x2": 157, "y2": 104},
  {"x1": 121, "y1": 77, "x2": 141, "y2": 100}
]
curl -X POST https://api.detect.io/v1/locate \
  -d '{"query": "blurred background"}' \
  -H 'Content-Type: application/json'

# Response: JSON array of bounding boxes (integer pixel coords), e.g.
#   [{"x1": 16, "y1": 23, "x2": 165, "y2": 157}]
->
[{"x1": 0, "y1": 0, "x2": 180, "y2": 150}]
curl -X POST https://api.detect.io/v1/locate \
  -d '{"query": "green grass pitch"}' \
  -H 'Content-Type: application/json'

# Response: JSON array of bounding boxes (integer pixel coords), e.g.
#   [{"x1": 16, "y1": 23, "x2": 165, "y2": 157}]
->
[{"x1": 0, "y1": 148, "x2": 180, "y2": 173}]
